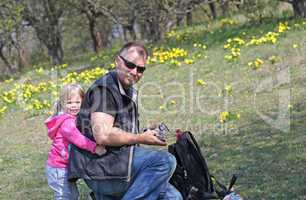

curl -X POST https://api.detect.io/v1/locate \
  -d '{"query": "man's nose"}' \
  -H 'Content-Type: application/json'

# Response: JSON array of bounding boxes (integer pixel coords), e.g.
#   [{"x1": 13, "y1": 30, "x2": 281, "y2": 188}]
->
[{"x1": 130, "y1": 67, "x2": 138, "y2": 75}]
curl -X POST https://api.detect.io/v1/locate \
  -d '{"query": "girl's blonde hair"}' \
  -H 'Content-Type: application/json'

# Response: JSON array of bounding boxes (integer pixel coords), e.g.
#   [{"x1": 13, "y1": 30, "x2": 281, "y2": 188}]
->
[{"x1": 53, "y1": 84, "x2": 84, "y2": 115}]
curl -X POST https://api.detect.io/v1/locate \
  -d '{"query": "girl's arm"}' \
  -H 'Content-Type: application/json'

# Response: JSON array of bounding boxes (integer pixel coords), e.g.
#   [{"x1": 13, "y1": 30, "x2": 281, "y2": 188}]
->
[{"x1": 60, "y1": 118, "x2": 97, "y2": 154}]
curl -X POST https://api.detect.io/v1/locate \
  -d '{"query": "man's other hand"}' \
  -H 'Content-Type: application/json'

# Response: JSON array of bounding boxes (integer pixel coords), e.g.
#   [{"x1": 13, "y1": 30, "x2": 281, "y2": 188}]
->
[{"x1": 138, "y1": 130, "x2": 167, "y2": 146}]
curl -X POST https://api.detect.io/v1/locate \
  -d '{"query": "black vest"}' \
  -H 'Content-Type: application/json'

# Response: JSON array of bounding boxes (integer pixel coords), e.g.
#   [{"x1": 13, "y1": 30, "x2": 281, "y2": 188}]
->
[{"x1": 68, "y1": 70, "x2": 138, "y2": 182}]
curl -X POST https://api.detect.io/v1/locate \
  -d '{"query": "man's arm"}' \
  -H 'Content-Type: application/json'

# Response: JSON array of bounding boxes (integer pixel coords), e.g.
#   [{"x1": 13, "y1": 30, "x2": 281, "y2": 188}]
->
[{"x1": 91, "y1": 112, "x2": 166, "y2": 146}]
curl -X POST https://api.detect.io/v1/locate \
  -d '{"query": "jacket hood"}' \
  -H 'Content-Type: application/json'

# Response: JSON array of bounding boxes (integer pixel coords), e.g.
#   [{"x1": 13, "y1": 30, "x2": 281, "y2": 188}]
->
[{"x1": 45, "y1": 113, "x2": 75, "y2": 139}]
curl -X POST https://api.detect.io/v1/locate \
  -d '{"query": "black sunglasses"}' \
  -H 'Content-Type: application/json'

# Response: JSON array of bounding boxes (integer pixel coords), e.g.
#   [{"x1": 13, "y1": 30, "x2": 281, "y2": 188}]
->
[{"x1": 119, "y1": 55, "x2": 146, "y2": 73}]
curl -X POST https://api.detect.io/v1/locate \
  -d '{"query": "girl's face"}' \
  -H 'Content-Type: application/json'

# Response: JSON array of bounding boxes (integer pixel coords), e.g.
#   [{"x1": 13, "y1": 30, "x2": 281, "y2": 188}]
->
[{"x1": 63, "y1": 90, "x2": 82, "y2": 116}]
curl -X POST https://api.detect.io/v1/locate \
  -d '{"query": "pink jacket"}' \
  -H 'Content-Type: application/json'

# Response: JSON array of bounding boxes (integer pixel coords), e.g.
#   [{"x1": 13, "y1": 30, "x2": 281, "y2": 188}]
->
[{"x1": 45, "y1": 113, "x2": 96, "y2": 168}]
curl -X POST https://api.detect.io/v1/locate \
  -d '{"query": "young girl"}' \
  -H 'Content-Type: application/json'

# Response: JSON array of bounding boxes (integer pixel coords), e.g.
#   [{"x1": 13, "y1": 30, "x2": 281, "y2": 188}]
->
[{"x1": 45, "y1": 84, "x2": 105, "y2": 200}]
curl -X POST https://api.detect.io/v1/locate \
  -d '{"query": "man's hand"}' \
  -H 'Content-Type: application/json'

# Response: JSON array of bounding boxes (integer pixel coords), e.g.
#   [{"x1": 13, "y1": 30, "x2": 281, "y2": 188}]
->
[{"x1": 137, "y1": 130, "x2": 167, "y2": 146}]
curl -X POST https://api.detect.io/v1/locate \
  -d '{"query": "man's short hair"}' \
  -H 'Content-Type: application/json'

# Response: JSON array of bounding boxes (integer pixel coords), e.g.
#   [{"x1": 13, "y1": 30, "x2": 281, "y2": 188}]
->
[{"x1": 118, "y1": 42, "x2": 148, "y2": 60}]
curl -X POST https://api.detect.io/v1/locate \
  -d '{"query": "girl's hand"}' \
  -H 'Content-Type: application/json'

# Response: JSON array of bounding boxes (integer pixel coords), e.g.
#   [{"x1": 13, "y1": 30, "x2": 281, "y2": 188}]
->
[{"x1": 95, "y1": 145, "x2": 107, "y2": 156}]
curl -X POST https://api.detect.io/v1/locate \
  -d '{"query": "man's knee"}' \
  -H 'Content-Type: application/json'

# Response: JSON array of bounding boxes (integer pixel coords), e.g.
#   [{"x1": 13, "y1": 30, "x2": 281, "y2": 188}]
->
[{"x1": 156, "y1": 151, "x2": 177, "y2": 174}]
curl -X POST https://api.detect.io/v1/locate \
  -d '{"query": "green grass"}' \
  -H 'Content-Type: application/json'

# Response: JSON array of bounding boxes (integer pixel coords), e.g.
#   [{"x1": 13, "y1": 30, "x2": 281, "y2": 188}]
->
[{"x1": 0, "y1": 17, "x2": 306, "y2": 199}]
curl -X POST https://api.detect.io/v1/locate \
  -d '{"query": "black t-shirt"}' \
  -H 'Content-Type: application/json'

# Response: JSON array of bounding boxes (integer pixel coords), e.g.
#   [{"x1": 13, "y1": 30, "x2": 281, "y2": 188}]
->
[{"x1": 89, "y1": 86, "x2": 117, "y2": 117}]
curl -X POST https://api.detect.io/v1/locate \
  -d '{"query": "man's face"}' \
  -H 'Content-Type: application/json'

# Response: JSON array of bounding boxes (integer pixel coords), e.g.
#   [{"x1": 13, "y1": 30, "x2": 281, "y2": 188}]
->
[{"x1": 116, "y1": 50, "x2": 146, "y2": 88}]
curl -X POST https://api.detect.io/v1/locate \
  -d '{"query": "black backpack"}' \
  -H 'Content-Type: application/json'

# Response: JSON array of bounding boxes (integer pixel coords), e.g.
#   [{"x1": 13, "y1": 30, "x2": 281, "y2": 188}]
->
[{"x1": 168, "y1": 131, "x2": 237, "y2": 200}]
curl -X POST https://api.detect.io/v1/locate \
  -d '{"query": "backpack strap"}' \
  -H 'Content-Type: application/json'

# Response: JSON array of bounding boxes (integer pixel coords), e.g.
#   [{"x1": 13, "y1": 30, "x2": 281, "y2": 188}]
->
[{"x1": 184, "y1": 131, "x2": 214, "y2": 192}]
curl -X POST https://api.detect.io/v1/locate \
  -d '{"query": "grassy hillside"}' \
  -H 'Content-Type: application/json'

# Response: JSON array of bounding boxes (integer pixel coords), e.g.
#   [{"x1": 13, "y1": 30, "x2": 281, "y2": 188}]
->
[{"x1": 0, "y1": 17, "x2": 305, "y2": 199}]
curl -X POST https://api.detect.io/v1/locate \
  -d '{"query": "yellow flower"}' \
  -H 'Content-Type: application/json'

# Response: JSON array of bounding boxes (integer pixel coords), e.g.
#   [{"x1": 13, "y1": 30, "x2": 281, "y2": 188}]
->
[
  {"x1": 197, "y1": 79, "x2": 206, "y2": 86},
  {"x1": 224, "y1": 84, "x2": 232, "y2": 95},
  {"x1": 293, "y1": 44, "x2": 299, "y2": 48},
  {"x1": 110, "y1": 63, "x2": 115, "y2": 69},
  {"x1": 184, "y1": 59, "x2": 194, "y2": 65},
  {"x1": 231, "y1": 48, "x2": 240, "y2": 57},
  {"x1": 196, "y1": 53, "x2": 202, "y2": 58},
  {"x1": 149, "y1": 47, "x2": 188, "y2": 65},
  {"x1": 233, "y1": 37, "x2": 245, "y2": 46},
  {"x1": 236, "y1": 113, "x2": 241, "y2": 120},
  {"x1": 249, "y1": 58, "x2": 264, "y2": 70},
  {"x1": 170, "y1": 100, "x2": 176, "y2": 105},
  {"x1": 255, "y1": 58, "x2": 264, "y2": 67},
  {"x1": 220, "y1": 18, "x2": 238, "y2": 27},
  {"x1": 2, "y1": 89, "x2": 17, "y2": 104},
  {"x1": 170, "y1": 59, "x2": 181, "y2": 66},
  {"x1": 219, "y1": 111, "x2": 240, "y2": 123},
  {"x1": 224, "y1": 43, "x2": 231, "y2": 49},
  {"x1": 278, "y1": 22, "x2": 290, "y2": 33},
  {"x1": 0, "y1": 106, "x2": 7, "y2": 116},
  {"x1": 269, "y1": 56, "x2": 279, "y2": 64},
  {"x1": 61, "y1": 63, "x2": 68, "y2": 69},
  {"x1": 219, "y1": 111, "x2": 229, "y2": 123},
  {"x1": 35, "y1": 67, "x2": 44, "y2": 75},
  {"x1": 224, "y1": 55, "x2": 233, "y2": 61},
  {"x1": 4, "y1": 78, "x2": 13, "y2": 83},
  {"x1": 246, "y1": 32, "x2": 279, "y2": 46}
]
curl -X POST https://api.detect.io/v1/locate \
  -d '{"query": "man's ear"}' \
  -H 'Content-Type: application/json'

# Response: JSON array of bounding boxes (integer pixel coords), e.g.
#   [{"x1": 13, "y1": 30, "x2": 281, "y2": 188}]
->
[{"x1": 114, "y1": 56, "x2": 120, "y2": 67}]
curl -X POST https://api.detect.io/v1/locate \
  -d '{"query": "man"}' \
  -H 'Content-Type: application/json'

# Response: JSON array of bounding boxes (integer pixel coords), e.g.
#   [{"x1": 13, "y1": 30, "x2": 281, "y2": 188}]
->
[{"x1": 68, "y1": 42, "x2": 182, "y2": 200}]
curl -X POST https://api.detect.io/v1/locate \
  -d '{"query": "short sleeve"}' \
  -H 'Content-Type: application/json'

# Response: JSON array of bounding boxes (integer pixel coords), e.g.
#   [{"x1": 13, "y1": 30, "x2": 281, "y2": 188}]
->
[{"x1": 89, "y1": 86, "x2": 117, "y2": 117}]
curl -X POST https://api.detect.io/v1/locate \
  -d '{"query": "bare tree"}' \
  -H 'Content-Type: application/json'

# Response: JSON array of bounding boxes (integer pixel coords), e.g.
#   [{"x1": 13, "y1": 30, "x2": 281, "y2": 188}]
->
[
  {"x1": 220, "y1": 0, "x2": 230, "y2": 15},
  {"x1": 66, "y1": 0, "x2": 113, "y2": 53},
  {"x1": 171, "y1": 0, "x2": 220, "y2": 26},
  {"x1": 208, "y1": 1, "x2": 218, "y2": 19},
  {"x1": 282, "y1": 0, "x2": 306, "y2": 18},
  {"x1": 0, "y1": 1, "x2": 25, "y2": 73},
  {"x1": 100, "y1": 0, "x2": 139, "y2": 41},
  {"x1": 22, "y1": 0, "x2": 65, "y2": 65}
]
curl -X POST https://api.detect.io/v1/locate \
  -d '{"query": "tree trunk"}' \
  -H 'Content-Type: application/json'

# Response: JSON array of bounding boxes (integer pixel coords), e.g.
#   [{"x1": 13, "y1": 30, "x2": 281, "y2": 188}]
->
[
  {"x1": 0, "y1": 45, "x2": 14, "y2": 73},
  {"x1": 146, "y1": 19, "x2": 161, "y2": 42},
  {"x1": 209, "y1": 2, "x2": 217, "y2": 20},
  {"x1": 89, "y1": 17, "x2": 103, "y2": 53},
  {"x1": 47, "y1": 45, "x2": 62, "y2": 65},
  {"x1": 52, "y1": 26, "x2": 64, "y2": 65},
  {"x1": 221, "y1": 0, "x2": 229, "y2": 16},
  {"x1": 186, "y1": 11, "x2": 193, "y2": 26},
  {"x1": 11, "y1": 37, "x2": 29, "y2": 71},
  {"x1": 176, "y1": 14, "x2": 184, "y2": 26},
  {"x1": 122, "y1": 18, "x2": 137, "y2": 41},
  {"x1": 292, "y1": 0, "x2": 305, "y2": 17},
  {"x1": 139, "y1": 22, "x2": 150, "y2": 40},
  {"x1": 16, "y1": 48, "x2": 28, "y2": 71},
  {"x1": 33, "y1": 21, "x2": 64, "y2": 65},
  {"x1": 300, "y1": 0, "x2": 306, "y2": 18},
  {"x1": 45, "y1": 30, "x2": 63, "y2": 65},
  {"x1": 123, "y1": 26, "x2": 128, "y2": 42},
  {"x1": 304, "y1": 2, "x2": 306, "y2": 18},
  {"x1": 127, "y1": 25, "x2": 137, "y2": 41}
]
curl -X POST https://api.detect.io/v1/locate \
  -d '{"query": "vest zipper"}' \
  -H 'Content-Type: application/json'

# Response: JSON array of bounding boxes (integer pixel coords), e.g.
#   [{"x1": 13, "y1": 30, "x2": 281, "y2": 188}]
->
[{"x1": 126, "y1": 146, "x2": 134, "y2": 182}]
